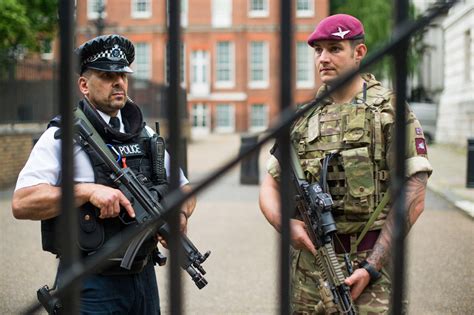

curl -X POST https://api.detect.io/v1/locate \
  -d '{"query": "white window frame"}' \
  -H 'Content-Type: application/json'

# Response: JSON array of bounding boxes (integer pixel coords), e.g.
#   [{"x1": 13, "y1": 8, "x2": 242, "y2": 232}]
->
[
  {"x1": 249, "y1": 104, "x2": 268, "y2": 132},
  {"x1": 131, "y1": 0, "x2": 152, "y2": 19},
  {"x1": 215, "y1": 41, "x2": 235, "y2": 89},
  {"x1": 87, "y1": 0, "x2": 107, "y2": 20},
  {"x1": 296, "y1": 0, "x2": 314, "y2": 18},
  {"x1": 190, "y1": 50, "x2": 211, "y2": 96},
  {"x1": 191, "y1": 103, "x2": 211, "y2": 136},
  {"x1": 134, "y1": 42, "x2": 151, "y2": 80},
  {"x1": 212, "y1": 0, "x2": 232, "y2": 28},
  {"x1": 215, "y1": 104, "x2": 235, "y2": 133},
  {"x1": 248, "y1": 41, "x2": 269, "y2": 89},
  {"x1": 165, "y1": 42, "x2": 187, "y2": 87},
  {"x1": 248, "y1": 0, "x2": 269, "y2": 18},
  {"x1": 296, "y1": 41, "x2": 315, "y2": 89}
]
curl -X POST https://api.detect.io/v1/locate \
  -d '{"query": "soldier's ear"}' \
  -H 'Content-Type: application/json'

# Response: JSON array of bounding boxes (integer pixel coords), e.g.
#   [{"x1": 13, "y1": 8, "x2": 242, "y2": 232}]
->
[{"x1": 354, "y1": 44, "x2": 367, "y2": 64}]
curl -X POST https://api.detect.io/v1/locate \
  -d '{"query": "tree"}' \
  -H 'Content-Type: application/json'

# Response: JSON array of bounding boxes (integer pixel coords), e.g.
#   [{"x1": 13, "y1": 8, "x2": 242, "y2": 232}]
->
[{"x1": 0, "y1": 0, "x2": 58, "y2": 58}]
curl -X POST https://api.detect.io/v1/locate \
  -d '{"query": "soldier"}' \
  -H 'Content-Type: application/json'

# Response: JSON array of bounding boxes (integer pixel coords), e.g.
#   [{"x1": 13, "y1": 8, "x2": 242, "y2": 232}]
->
[
  {"x1": 12, "y1": 34, "x2": 195, "y2": 314},
  {"x1": 259, "y1": 14, "x2": 433, "y2": 314}
]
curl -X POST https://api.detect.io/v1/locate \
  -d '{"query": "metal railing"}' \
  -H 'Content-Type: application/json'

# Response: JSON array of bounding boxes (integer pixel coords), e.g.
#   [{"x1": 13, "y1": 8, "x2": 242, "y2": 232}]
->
[{"x1": 23, "y1": 0, "x2": 457, "y2": 314}]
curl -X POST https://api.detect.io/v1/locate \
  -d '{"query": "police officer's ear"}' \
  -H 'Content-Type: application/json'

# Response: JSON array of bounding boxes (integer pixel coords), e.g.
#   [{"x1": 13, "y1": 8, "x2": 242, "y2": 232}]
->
[
  {"x1": 78, "y1": 70, "x2": 92, "y2": 96},
  {"x1": 353, "y1": 43, "x2": 367, "y2": 65}
]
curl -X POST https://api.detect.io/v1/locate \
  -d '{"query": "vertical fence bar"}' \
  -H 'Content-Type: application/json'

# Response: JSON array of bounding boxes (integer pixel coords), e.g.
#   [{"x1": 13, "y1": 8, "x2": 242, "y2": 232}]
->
[
  {"x1": 392, "y1": 0, "x2": 409, "y2": 313},
  {"x1": 58, "y1": 0, "x2": 79, "y2": 313},
  {"x1": 167, "y1": 0, "x2": 183, "y2": 314},
  {"x1": 278, "y1": 0, "x2": 293, "y2": 314}
]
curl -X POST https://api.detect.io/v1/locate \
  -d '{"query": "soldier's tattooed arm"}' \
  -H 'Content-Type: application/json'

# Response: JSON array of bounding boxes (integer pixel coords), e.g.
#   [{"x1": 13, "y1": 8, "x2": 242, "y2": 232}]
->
[{"x1": 367, "y1": 172, "x2": 429, "y2": 270}]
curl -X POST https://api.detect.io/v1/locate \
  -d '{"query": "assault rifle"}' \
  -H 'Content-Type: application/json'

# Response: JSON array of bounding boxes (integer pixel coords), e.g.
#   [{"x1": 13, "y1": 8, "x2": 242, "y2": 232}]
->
[
  {"x1": 277, "y1": 144, "x2": 356, "y2": 314},
  {"x1": 74, "y1": 108, "x2": 210, "y2": 289}
]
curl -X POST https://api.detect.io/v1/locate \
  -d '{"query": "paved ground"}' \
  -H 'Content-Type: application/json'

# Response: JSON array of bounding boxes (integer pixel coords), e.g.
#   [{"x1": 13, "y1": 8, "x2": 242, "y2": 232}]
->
[{"x1": 0, "y1": 134, "x2": 472, "y2": 314}]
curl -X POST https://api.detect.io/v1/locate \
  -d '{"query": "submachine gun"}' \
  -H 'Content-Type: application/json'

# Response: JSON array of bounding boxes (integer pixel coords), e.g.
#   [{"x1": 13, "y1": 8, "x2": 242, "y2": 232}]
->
[
  {"x1": 280, "y1": 145, "x2": 356, "y2": 314},
  {"x1": 74, "y1": 108, "x2": 210, "y2": 289}
]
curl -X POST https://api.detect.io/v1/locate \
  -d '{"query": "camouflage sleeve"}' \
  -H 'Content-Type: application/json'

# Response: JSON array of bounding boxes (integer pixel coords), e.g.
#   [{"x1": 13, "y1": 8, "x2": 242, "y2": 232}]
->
[{"x1": 381, "y1": 100, "x2": 433, "y2": 178}]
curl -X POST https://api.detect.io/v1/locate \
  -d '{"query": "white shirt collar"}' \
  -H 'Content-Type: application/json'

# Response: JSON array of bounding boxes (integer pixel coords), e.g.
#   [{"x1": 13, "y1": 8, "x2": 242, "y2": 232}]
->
[{"x1": 97, "y1": 110, "x2": 124, "y2": 133}]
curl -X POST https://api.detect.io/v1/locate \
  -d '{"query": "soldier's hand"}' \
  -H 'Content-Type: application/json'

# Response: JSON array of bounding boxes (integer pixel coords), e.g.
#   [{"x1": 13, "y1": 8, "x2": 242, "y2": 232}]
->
[
  {"x1": 87, "y1": 184, "x2": 135, "y2": 219},
  {"x1": 344, "y1": 268, "x2": 370, "y2": 300},
  {"x1": 290, "y1": 219, "x2": 317, "y2": 255}
]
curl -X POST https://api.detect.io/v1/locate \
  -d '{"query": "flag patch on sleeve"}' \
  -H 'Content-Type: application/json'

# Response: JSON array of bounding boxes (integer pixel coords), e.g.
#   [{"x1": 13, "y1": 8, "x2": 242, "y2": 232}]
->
[
  {"x1": 415, "y1": 138, "x2": 427, "y2": 155},
  {"x1": 415, "y1": 127, "x2": 423, "y2": 135}
]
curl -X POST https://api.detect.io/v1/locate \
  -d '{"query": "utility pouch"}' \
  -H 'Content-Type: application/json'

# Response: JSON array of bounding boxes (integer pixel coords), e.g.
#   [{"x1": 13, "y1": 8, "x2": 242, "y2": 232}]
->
[
  {"x1": 77, "y1": 203, "x2": 104, "y2": 252},
  {"x1": 41, "y1": 218, "x2": 60, "y2": 255},
  {"x1": 341, "y1": 147, "x2": 375, "y2": 214}
]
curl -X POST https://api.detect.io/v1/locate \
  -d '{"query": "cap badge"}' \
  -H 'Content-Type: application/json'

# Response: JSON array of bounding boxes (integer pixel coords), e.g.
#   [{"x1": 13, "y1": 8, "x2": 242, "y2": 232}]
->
[
  {"x1": 331, "y1": 27, "x2": 351, "y2": 39},
  {"x1": 109, "y1": 45, "x2": 122, "y2": 61}
]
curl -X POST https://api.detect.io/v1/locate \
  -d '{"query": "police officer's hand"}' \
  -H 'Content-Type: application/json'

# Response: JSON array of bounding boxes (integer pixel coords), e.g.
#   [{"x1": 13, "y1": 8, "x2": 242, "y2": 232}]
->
[
  {"x1": 85, "y1": 184, "x2": 135, "y2": 219},
  {"x1": 290, "y1": 219, "x2": 317, "y2": 255},
  {"x1": 344, "y1": 268, "x2": 370, "y2": 300},
  {"x1": 156, "y1": 211, "x2": 188, "y2": 248}
]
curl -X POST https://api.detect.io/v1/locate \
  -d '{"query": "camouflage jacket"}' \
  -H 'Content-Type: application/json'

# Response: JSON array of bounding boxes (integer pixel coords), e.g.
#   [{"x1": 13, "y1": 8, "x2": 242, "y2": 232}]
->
[{"x1": 268, "y1": 73, "x2": 432, "y2": 233}]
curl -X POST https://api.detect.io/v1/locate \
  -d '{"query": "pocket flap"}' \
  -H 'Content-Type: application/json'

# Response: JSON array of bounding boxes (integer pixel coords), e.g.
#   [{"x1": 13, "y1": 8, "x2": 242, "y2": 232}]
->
[
  {"x1": 341, "y1": 147, "x2": 375, "y2": 197},
  {"x1": 78, "y1": 203, "x2": 104, "y2": 251}
]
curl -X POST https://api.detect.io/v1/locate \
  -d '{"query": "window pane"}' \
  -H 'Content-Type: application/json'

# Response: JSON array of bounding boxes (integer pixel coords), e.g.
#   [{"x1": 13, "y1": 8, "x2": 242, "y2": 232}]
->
[
  {"x1": 250, "y1": 42, "x2": 265, "y2": 82},
  {"x1": 250, "y1": 104, "x2": 267, "y2": 128},
  {"x1": 212, "y1": 0, "x2": 232, "y2": 27},
  {"x1": 250, "y1": 0, "x2": 266, "y2": 11},
  {"x1": 296, "y1": 42, "x2": 309, "y2": 81},
  {"x1": 216, "y1": 104, "x2": 231, "y2": 127},
  {"x1": 297, "y1": 0, "x2": 310, "y2": 11},
  {"x1": 216, "y1": 42, "x2": 232, "y2": 82},
  {"x1": 135, "y1": 43, "x2": 150, "y2": 79}
]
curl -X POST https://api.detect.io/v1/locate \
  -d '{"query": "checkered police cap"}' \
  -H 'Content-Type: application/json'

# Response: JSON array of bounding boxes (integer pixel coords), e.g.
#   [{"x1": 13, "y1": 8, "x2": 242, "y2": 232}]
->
[{"x1": 76, "y1": 34, "x2": 135, "y2": 74}]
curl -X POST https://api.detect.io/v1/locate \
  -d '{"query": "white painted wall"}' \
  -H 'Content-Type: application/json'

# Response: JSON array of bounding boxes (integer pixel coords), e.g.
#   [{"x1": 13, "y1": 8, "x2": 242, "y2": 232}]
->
[{"x1": 436, "y1": 2, "x2": 474, "y2": 145}]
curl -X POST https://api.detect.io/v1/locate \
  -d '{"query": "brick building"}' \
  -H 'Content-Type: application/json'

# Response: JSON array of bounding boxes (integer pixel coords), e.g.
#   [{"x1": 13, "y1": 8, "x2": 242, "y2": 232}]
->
[{"x1": 76, "y1": 0, "x2": 329, "y2": 137}]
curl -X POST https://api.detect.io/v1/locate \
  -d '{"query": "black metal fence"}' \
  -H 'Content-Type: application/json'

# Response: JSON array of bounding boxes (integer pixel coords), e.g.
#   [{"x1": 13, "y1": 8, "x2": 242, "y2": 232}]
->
[
  {"x1": 23, "y1": 0, "x2": 457, "y2": 314},
  {"x1": 0, "y1": 58, "x2": 174, "y2": 124}
]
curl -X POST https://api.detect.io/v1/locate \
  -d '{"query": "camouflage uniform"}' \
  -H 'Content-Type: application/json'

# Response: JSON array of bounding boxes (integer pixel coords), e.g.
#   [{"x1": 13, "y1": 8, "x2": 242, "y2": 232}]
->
[{"x1": 267, "y1": 73, "x2": 433, "y2": 314}]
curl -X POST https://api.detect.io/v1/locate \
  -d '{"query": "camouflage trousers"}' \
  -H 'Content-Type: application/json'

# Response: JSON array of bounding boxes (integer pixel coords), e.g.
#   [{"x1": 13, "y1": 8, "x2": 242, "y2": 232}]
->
[{"x1": 290, "y1": 248, "x2": 396, "y2": 315}]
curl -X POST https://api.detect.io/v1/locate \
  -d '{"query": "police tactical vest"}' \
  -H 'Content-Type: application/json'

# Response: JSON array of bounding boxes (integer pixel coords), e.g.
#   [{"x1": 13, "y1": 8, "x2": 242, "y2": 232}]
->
[
  {"x1": 292, "y1": 75, "x2": 393, "y2": 234},
  {"x1": 41, "y1": 99, "x2": 167, "y2": 259}
]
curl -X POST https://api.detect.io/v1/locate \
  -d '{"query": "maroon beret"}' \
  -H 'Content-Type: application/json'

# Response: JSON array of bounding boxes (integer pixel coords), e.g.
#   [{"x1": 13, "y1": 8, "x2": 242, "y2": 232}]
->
[{"x1": 307, "y1": 14, "x2": 365, "y2": 47}]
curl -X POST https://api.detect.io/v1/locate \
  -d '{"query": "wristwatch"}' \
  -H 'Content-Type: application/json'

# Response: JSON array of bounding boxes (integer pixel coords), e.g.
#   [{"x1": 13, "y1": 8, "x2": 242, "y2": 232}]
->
[{"x1": 359, "y1": 260, "x2": 381, "y2": 284}]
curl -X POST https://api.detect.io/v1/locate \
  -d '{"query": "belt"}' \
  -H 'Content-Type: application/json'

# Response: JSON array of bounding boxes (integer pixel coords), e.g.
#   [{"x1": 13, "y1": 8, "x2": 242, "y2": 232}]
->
[
  {"x1": 98, "y1": 255, "x2": 150, "y2": 276},
  {"x1": 333, "y1": 230, "x2": 380, "y2": 254}
]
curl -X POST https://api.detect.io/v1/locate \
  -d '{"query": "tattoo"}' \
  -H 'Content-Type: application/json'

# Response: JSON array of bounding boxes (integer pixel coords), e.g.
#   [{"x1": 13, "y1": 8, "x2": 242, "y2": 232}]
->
[{"x1": 368, "y1": 172, "x2": 429, "y2": 270}]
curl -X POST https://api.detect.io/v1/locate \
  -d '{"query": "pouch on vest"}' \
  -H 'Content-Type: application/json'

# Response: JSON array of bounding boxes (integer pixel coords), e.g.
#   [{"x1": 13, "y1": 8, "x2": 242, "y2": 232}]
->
[
  {"x1": 78, "y1": 203, "x2": 104, "y2": 252},
  {"x1": 341, "y1": 147, "x2": 375, "y2": 214},
  {"x1": 343, "y1": 104, "x2": 367, "y2": 143},
  {"x1": 41, "y1": 218, "x2": 60, "y2": 255},
  {"x1": 299, "y1": 158, "x2": 323, "y2": 183}
]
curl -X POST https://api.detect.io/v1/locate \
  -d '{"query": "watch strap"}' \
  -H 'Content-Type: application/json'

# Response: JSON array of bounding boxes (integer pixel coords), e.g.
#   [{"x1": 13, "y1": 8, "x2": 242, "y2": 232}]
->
[{"x1": 359, "y1": 260, "x2": 381, "y2": 284}]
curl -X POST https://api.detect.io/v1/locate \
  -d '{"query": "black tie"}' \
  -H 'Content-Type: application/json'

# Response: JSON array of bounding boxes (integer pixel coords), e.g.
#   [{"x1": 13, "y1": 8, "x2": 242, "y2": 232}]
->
[{"x1": 109, "y1": 116, "x2": 121, "y2": 131}]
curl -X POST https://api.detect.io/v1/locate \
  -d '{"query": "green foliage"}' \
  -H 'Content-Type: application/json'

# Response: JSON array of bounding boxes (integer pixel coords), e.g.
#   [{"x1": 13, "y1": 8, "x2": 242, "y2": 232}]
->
[
  {"x1": 330, "y1": 0, "x2": 422, "y2": 82},
  {"x1": 0, "y1": 0, "x2": 58, "y2": 57}
]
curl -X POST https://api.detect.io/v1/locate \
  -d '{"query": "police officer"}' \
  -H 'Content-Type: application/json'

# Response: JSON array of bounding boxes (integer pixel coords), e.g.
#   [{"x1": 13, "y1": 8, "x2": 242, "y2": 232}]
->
[
  {"x1": 259, "y1": 14, "x2": 432, "y2": 314},
  {"x1": 12, "y1": 34, "x2": 195, "y2": 314}
]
